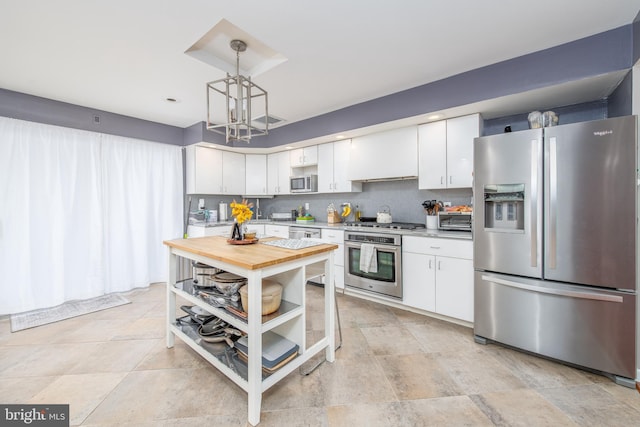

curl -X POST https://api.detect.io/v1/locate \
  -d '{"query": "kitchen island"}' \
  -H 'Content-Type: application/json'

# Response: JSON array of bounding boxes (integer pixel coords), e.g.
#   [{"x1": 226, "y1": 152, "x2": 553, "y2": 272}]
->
[{"x1": 163, "y1": 236, "x2": 338, "y2": 426}]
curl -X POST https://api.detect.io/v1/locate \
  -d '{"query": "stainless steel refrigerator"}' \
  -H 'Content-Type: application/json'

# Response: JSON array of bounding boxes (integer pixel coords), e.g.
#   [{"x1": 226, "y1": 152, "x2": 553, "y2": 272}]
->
[{"x1": 473, "y1": 115, "x2": 637, "y2": 386}]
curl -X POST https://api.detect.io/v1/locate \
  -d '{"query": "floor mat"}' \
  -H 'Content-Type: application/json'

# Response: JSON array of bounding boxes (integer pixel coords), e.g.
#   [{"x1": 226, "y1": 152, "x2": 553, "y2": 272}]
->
[{"x1": 10, "y1": 293, "x2": 130, "y2": 332}]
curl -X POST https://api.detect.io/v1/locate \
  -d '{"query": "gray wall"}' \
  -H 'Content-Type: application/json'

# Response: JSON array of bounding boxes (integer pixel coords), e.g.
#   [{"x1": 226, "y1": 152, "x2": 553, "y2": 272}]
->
[
  {"x1": 608, "y1": 70, "x2": 634, "y2": 118},
  {"x1": 2, "y1": 21, "x2": 634, "y2": 149},
  {"x1": 0, "y1": 88, "x2": 184, "y2": 146},
  {"x1": 188, "y1": 23, "x2": 635, "y2": 148},
  {"x1": 482, "y1": 100, "x2": 609, "y2": 136}
]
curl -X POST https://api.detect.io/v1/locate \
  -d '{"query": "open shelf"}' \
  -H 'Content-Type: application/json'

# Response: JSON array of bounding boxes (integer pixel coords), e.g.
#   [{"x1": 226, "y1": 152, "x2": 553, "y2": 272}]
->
[{"x1": 173, "y1": 279, "x2": 303, "y2": 334}]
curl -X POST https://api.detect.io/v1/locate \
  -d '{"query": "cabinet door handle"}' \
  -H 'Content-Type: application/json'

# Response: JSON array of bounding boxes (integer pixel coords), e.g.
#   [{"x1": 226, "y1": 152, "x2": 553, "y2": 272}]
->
[
  {"x1": 440, "y1": 176, "x2": 444, "y2": 185},
  {"x1": 438, "y1": 260, "x2": 441, "y2": 270},
  {"x1": 449, "y1": 176, "x2": 452, "y2": 184},
  {"x1": 429, "y1": 246, "x2": 441, "y2": 249},
  {"x1": 428, "y1": 259, "x2": 432, "y2": 269}
]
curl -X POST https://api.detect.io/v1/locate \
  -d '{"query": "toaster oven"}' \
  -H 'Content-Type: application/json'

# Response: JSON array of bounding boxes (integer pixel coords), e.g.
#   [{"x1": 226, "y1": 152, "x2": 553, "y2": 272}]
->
[{"x1": 437, "y1": 211, "x2": 472, "y2": 231}]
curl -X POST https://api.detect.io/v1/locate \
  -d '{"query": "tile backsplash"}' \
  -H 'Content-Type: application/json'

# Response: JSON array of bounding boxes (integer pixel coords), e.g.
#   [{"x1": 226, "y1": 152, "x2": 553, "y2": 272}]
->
[{"x1": 188, "y1": 179, "x2": 472, "y2": 225}]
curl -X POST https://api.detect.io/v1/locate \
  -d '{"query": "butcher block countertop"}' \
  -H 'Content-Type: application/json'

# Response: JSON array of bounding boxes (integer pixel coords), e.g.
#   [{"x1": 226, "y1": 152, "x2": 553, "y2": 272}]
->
[{"x1": 163, "y1": 236, "x2": 338, "y2": 270}]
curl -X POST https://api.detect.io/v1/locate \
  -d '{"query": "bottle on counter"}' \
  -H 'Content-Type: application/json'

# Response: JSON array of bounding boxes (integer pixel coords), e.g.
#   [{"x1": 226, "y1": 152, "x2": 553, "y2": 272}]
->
[{"x1": 355, "y1": 205, "x2": 361, "y2": 221}]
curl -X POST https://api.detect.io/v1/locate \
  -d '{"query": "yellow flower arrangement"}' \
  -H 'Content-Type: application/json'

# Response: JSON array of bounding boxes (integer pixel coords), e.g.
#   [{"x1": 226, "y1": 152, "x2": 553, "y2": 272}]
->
[{"x1": 230, "y1": 199, "x2": 254, "y2": 224}]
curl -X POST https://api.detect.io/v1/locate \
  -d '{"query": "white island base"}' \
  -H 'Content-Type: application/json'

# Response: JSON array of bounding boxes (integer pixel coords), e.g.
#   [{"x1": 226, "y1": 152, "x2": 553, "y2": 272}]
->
[{"x1": 164, "y1": 236, "x2": 337, "y2": 425}]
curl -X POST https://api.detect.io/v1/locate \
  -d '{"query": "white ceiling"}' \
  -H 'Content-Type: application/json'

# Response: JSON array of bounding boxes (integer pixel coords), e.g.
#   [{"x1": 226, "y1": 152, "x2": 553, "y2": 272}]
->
[{"x1": 1, "y1": 0, "x2": 639, "y2": 133}]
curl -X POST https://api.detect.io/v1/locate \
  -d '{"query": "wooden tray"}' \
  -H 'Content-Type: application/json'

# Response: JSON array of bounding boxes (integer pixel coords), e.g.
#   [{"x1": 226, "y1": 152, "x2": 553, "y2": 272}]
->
[{"x1": 227, "y1": 238, "x2": 259, "y2": 245}]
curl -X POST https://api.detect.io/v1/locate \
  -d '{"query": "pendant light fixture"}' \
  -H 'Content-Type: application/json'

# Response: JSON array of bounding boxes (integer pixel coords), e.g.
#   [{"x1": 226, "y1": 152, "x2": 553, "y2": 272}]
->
[{"x1": 206, "y1": 39, "x2": 269, "y2": 143}]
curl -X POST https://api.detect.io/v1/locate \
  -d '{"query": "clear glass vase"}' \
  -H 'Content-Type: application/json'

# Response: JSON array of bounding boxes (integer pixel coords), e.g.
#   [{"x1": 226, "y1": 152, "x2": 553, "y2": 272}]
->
[{"x1": 231, "y1": 219, "x2": 243, "y2": 240}]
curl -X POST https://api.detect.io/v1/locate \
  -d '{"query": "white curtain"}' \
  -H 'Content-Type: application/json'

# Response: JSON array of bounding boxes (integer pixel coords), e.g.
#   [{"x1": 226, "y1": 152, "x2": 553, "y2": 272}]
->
[{"x1": 0, "y1": 117, "x2": 183, "y2": 314}]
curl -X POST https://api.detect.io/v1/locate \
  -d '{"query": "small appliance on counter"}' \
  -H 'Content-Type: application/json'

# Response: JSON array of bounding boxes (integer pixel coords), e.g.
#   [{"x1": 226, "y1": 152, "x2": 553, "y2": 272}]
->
[
  {"x1": 271, "y1": 212, "x2": 293, "y2": 221},
  {"x1": 437, "y1": 211, "x2": 472, "y2": 231},
  {"x1": 219, "y1": 202, "x2": 228, "y2": 221},
  {"x1": 376, "y1": 205, "x2": 392, "y2": 223}
]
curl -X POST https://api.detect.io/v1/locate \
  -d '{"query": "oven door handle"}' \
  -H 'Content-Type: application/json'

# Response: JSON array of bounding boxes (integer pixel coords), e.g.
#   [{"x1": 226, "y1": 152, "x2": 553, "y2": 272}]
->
[{"x1": 344, "y1": 241, "x2": 400, "y2": 252}]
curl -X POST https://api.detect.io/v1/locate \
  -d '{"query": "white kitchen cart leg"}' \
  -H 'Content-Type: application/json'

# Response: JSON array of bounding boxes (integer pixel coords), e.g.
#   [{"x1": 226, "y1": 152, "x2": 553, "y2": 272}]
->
[
  {"x1": 324, "y1": 253, "x2": 336, "y2": 362},
  {"x1": 247, "y1": 269, "x2": 263, "y2": 425},
  {"x1": 163, "y1": 237, "x2": 337, "y2": 426},
  {"x1": 166, "y1": 251, "x2": 176, "y2": 349}
]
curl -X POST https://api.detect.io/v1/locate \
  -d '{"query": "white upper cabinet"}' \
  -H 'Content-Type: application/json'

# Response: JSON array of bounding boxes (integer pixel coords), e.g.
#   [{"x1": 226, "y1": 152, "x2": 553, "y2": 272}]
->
[
  {"x1": 290, "y1": 146, "x2": 318, "y2": 167},
  {"x1": 245, "y1": 154, "x2": 267, "y2": 195},
  {"x1": 185, "y1": 145, "x2": 245, "y2": 195},
  {"x1": 186, "y1": 145, "x2": 222, "y2": 194},
  {"x1": 418, "y1": 120, "x2": 447, "y2": 189},
  {"x1": 221, "y1": 151, "x2": 246, "y2": 195},
  {"x1": 267, "y1": 151, "x2": 291, "y2": 195},
  {"x1": 349, "y1": 126, "x2": 418, "y2": 181},
  {"x1": 419, "y1": 113, "x2": 481, "y2": 189},
  {"x1": 317, "y1": 140, "x2": 362, "y2": 193}
]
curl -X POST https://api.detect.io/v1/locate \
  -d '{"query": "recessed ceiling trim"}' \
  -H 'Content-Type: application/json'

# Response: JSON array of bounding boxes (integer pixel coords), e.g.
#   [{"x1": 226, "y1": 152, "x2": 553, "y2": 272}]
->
[{"x1": 185, "y1": 19, "x2": 287, "y2": 77}]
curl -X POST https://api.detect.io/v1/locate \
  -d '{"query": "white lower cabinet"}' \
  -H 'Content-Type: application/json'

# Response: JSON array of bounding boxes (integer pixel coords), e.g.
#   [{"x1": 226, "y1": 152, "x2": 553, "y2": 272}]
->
[
  {"x1": 245, "y1": 223, "x2": 265, "y2": 236},
  {"x1": 402, "y1": 236, "x2": 473, "y2": 322},
  {"x1": 187, "y1": 225, "x2": 231, "y2": 238},
  {"x1": 402, "y1": 252, "x2": 436, "y2": 312},
  {"x1": 264, "y1": 224, "x2": 289, "y2": 238},
  {"x1": 321, "y1": 229, "x2": 344, "y2": 289}
]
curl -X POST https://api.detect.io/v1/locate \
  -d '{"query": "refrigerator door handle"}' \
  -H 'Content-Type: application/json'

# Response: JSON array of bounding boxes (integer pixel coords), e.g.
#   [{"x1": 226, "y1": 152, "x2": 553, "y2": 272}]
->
[
  {"x1": 530, "y1": 139, "x2": 538, "y2": 267},
  {"x1": 481, "y1": 275, "x2": 624, "y2": 303},
  {"x1": 549, "y1": 136, "x2": 557, "y2": 269}
]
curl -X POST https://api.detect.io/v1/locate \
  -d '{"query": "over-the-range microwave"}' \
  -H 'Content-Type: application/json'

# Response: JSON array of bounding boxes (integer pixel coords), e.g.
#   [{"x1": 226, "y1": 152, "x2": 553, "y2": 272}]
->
[{"x1": 290, "y1": 175, "x2": 318, "y2": 193}]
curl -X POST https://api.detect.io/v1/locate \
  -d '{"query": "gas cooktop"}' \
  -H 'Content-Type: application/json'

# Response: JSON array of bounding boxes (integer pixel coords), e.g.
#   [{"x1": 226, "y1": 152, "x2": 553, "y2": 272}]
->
[{"x1": 343, "y1": 222, "x2": 426, "y2": 230}]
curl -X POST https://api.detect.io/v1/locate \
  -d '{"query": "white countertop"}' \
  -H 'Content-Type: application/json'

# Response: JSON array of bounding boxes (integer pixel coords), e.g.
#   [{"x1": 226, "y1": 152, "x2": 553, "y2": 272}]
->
[{"x1": 189, "y1": 220, "x2": 473, "y2": 240}]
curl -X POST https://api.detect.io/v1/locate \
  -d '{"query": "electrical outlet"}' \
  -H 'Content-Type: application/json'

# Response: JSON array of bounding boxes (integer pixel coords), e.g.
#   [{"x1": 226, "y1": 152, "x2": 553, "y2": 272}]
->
[
  {"x1": 444, "y1": 202, "x2": 452, "y2": 207},
  {"x1": 304, "y1": 202, "x2": 310, "y2": 211},
  {"x1": 198, "y1": 198, "x2": 205, "y2": 210}
]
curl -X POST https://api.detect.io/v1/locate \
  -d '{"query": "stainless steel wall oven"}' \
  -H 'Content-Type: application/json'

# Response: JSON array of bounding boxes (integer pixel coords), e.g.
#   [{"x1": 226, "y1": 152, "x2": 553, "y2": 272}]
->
[{"x1": 344, "y1": 231, "x2": 402, "y2": 299}]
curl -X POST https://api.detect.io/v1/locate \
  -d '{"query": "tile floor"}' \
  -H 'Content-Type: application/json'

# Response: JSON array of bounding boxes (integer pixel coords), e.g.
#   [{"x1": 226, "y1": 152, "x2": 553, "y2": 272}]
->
[{"x1": 1, "y1": 283, "x2": 640, "y2": 426}]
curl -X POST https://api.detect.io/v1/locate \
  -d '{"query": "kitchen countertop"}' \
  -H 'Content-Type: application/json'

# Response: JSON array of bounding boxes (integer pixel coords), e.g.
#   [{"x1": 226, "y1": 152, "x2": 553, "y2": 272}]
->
[
  {"x1": 164, "y1": 235, "x2": 338, "y2": 270},
  {"x1": 189, "y1": 220, "x2": 473, "y2": 240}
]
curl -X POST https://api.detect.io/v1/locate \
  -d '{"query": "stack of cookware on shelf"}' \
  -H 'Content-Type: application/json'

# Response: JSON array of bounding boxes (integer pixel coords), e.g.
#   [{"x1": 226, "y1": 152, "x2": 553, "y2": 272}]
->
[{"x1": 180, "y1": 270, "x2": 297, "y2": 374}]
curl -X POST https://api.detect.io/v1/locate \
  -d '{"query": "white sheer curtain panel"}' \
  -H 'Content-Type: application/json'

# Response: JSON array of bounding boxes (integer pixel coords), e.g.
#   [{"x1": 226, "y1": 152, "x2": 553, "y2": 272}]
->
[
  {"x1": 0, "y1": 117, "x2": 183, "y2": 314},
  {"x1": 100, "y1": 134, "x2": 183, "y2": 292}
]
